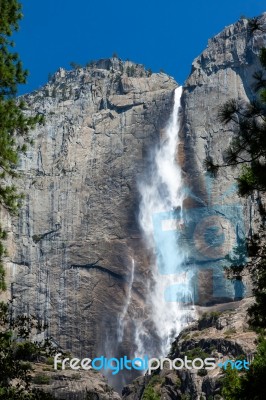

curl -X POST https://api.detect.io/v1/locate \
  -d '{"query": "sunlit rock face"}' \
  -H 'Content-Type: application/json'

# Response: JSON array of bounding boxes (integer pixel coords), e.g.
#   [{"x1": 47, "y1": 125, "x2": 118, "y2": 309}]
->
[
  {"x1": 4, "y1": 13, "x2": 266, "y2": 396},
  {"x1": 122, "y1": 13, "x2": 266, "y2": 400},
  {"x1": 180, "y1": 14, "x2": 266, "y2": 305},
  {"x1": 5, "y1": 58, "x2": 176, "y2": 370}
]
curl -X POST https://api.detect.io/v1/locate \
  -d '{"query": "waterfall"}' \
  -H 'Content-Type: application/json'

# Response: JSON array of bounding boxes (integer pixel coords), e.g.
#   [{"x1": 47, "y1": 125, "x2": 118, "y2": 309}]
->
[
  {"x1": 117, "y1": 258, "x2": 135, "y2": 342},
  {"x1": 137, "y1": 86, "x2": 195, "y2": 356}
]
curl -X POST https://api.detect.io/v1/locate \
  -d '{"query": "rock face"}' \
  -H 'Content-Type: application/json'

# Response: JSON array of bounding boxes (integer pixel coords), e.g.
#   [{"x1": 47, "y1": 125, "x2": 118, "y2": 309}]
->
[
  {"x1": 32, "y1": 363, "x2": 121, "y2": 400},
  {"x1": 180, "y1": 14, "x2": 266, "y2": 305},
  {"x1": 3, "y1": 12, "x2": 266, "y2": 398},
  {"x1": 122, "y1": 299, "x2": 257, "y2": 400},
  {"x1": 3, "y1": 58, "x2": 177, "y2": 389},
  {"x1": 122, "y1": 14, "x2": 266, "y2": 399}
]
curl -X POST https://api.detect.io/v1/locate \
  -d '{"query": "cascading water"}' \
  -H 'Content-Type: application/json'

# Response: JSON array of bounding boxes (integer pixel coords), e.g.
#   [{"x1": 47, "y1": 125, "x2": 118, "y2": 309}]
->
[
  {"x1": 117, "y1": 258, "x2": 135, "y2": 342},
  {"x1": 137, "y1": 86, "x2": 195, "y2": 356},
  {"x1": 102, "y1": 87, "x2": 195, "y2": 392}
]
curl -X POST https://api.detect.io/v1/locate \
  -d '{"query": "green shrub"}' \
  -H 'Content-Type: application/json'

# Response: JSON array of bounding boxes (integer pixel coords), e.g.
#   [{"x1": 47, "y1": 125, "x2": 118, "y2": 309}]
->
[
  {"x1": 14, "y1": 341, "x2": 40, "y2": 361},
  {"x1": 149, "y1": 375, "x2": 163, "y2": 385},
  {"x1": 221, "y1": 338, "x2": 266, "y2": 399},
  {"x1": 33, "y1": 374, "x2": 51, "y2": 385},
  {"x1": 69, "y1": 61, "x2": 82, "y2": 70},
  {"x1": 175, "y1": 377, "x2": 181, "y2": 387},
  {"x1": 46, "y1": 357, "x2": 54, "y2": 365},
  {"x1": 181, "y1": 333, "x2": 190, "y2": 340},
  {"x1": 142, "y1": 386, "x2": 160, "y2": 400},
  {"x1": 185, "y1": 347, "x2": 210, "y2": 360},
  {"x1": 126, "y1": 65, "x2": 136, "y2": 77},
  {"x1": 86, "y1": 60, "x2": 94, "y2": 68},
  {"x1": 199, "y1": 312, "x2": 221, "y2": 329},
  {"x1": 198, "y1": 369, "x2": 208, "y2": 376},
  {"x1": 20, "y1": 361, "x2": 32, "y2": 371},
  {"x1": 181, "y1": 394, "x2": 191, "y2": 400},
  {"x1": 71, "y1": 373, "x2": 81, "y2": 380},
  {"x1": 142, "y1": 374, "x2": 164, "y2": 400},
  {"x1": 32, "y1": 234, "x2": 43, "y2": 243},
  {"x1": 224, "y1": 328, "x2": 237, "y2": 337}
]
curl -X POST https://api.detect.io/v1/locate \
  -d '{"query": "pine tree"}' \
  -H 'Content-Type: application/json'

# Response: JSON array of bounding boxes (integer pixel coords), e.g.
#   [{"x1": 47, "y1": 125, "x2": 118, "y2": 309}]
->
[
  {"x1": 205, "y1": 18, "x2": 266, "y2": 196},
  {"x1": 221, "y1": 337, "x2": 266, "y2": 400},
  {"x1": 0, "y1": 0, "x2": 44, "y2": 289},
  {"x1": 205, "y1": 17, "x2": 266, "y2": 331},
  {"x1": 69, "y1": 61, "x2": 82, "y2": 70},
  {"x1": 0, "y1": 2, "x2": 55, "y2": 398},
  {"x1": 206, "y1": 16, "x2": 266, "y2": 399},
  {"x1": 0, "y1": 302, "x2": 56, "y2": 399}
]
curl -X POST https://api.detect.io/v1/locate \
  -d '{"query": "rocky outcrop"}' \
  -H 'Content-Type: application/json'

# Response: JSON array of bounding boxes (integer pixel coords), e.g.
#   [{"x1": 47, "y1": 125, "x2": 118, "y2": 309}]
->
[
  {"x1": 123, "y1": 14, "x2": 266, "y2": 399},
  {"x1": 180, "y1": 14, "x2": 266, "y2": 305},
  {"x1": 3, "y1": 58, "x2": 177, "y2": 390},
  {"x1": 2, "y1": 11, "x2": 266, "y2": 398},
  {"x1": 31, "y1": 362, "x2": 121, "y2": 400},
  {"x1": 122, "y1": 299, "x2": 257, "y2": 400},
  {"x1": 181, "y1": 13, "x2": 266, "y2": 207}
]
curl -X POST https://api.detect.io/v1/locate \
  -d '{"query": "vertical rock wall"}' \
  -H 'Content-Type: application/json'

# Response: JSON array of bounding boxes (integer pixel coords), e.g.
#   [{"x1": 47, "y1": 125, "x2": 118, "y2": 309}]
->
[
  {"x1": 5, "y1": 59, "x2": 177, "y2": 363},
  {"x1": 180, "y1": 14, "x2": 266, "y2": 305}
]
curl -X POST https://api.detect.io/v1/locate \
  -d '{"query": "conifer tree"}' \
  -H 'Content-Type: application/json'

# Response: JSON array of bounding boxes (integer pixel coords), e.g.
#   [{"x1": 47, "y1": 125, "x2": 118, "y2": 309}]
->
[
  {"x1": 205, "y1": 16, "x2": 266, "y2": 399},
  {"x1": 205, "y1": 17, "x2": 266, "y2": 196},
  {"x1": 0, "y1": 0, "x2": 44, "y2": 289},
  {"x1": 0, "y1": 2, "x2": 55, "y2": 398},
  {"x1": 204, "y1": 17, "x2": 266, "y2": 332}
]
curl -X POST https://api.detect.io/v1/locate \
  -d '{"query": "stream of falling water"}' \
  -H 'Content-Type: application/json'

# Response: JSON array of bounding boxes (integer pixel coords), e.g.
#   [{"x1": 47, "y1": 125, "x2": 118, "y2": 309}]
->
[
  {"x1": 137, "y1": 86, "x2": 195, "y2": 356},
  {"x1": 117, "y1": 258, "x2": 135, "y2": 342}
]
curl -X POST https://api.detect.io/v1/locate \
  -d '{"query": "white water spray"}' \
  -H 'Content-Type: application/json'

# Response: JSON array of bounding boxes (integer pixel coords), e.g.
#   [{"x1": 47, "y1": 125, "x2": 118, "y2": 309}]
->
[
  {"x1": 118, "y1": 258, "x2": 135, "y2": 342},
  {"x1": 138, "y1": 86, "x2": 194, "y2": 356}
]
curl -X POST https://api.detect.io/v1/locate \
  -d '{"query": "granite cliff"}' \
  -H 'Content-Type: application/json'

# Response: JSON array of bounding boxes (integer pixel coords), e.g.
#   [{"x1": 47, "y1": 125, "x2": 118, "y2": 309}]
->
[
  {"x1": 122, "y1": 299, "x2": 257, "y2": 400},
  {"x1": 181, "y1": 14, "x2": 266, "y2": 206},
  {"x1": 2, "y1": 58, "x2": 177, "y2": 390},
  {"x1": 122, "y1": 13, "x2": 266, "y2": 400},
  {"x1": 2, "y1": 12, "x2": 266, "y2": 399},
  {"x1": 180, "y1": 15, "x2": 266, "y2": 305}
]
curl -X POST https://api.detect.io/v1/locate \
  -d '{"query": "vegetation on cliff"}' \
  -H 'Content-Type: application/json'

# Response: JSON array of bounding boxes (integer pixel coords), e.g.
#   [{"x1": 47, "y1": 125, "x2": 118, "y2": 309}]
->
[
  {"x1": 0, "y1": 0, "x2": 44, "y2": 290},
  {"x1": 215, "y1": 17, "x2": 266, "y2": 330},
  {"x1": 0, "y1": 1, "x2": 54, "y2": 398},
  {"x1": 205, "y1": 17, "x2": 266, "y2": 197},
  {"x1": 205, "y1": 16, "x2": 266, "y2": 400},
  {"x1": 221, "y1": 337, "x2": 266, "y2": 400},
  {"x1": 0, "y1": 302, "x2": 56, "y2": 399}
]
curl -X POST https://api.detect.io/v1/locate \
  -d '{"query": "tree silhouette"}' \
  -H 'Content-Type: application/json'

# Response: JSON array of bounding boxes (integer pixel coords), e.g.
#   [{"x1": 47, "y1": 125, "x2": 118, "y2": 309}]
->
[
  {"x1": 205, "y1": 19, "x2": 266, "y2": 196},
  {"x1": 0, "y1": 2, "x2": 55, "y2": 398},
  {"x1": 206, "y1": 16, "x2": 266, "y2": 399},
  {"x1": 0, "y1": 0, "x2": 44, "y2": 289}
]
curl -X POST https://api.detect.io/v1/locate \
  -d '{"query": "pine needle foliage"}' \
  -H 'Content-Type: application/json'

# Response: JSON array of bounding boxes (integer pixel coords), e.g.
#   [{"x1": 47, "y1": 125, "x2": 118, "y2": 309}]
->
[{"x1": 0, "y1": 0, "x2": 44, "y2": 290}]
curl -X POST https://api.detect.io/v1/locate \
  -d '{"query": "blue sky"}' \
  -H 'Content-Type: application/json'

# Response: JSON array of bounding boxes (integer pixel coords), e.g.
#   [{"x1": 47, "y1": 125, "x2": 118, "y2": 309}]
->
[{"x1": 16, "y1": 0, "x2": 265, "y2": 95}]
